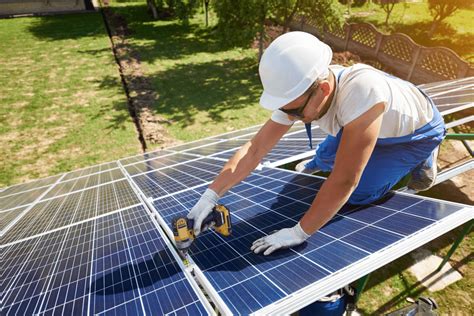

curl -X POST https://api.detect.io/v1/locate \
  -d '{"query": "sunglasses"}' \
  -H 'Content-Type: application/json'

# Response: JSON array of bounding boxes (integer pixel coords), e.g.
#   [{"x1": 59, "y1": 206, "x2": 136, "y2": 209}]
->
[{"x1": 279, "y1": 86, "x2": 316, "y2": 118}]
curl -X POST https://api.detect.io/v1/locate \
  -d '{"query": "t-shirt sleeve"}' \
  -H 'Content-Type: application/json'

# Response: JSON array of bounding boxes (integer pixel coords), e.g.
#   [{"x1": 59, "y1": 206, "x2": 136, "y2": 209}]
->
[
  {"x1": 337, "y1": 71, "x2": 390, "y2": 127},
  {"x1": 271, "y1": 110, "x2": 297, "y2": 126}
]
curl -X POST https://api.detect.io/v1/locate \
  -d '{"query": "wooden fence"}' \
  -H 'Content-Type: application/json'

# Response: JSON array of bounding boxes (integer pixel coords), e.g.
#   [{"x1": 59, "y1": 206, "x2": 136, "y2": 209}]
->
[{"x1": 290, "y1": 17, "x2": 474, "y2": 84}]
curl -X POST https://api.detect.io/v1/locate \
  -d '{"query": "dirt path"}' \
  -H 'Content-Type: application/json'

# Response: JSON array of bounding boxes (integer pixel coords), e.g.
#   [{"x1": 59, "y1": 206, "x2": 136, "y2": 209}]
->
[{"x1": 101, "y1": 6, "x2": 174, "y2": 150}]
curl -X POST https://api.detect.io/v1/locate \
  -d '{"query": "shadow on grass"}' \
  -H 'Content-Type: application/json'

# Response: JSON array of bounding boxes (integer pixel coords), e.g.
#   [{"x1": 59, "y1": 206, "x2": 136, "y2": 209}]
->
[
  {"x1": 96, "y1": 56, "x2": 260, "y2": 128},
  {"x1": 27, "y1": 12, "x2": 107, "y2": 40},
  {"x1": 109, "y1": 3, "x2": 232, "y2": 62},
  {"x1": 150, "y1": 57, "x2": 260, "y2": 126},
  {"x1": 91, "y1": 76, "x2": 133, "y2": 133}
]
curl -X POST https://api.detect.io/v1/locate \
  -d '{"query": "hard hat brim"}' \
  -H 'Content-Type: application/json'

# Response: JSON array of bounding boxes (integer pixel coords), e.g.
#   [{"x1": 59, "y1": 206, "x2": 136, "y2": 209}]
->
[{"x1": 259, "y1": 90, "x2": 295, "y2": 111}]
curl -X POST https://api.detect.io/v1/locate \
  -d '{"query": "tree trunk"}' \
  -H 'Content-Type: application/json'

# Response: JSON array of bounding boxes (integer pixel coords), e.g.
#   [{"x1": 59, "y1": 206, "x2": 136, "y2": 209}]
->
[
  {"x1": 428, "y1": 20, "x2": 439, "y2": 38},
  {"x1": 147, "y1": 0, "x2": 158, "y2": 19},
  {"x1": 258, "y1": 3, "x2": 267, "y2": 62},
  {"x1": 204, "y1": 1, "x2": 209, "y2": 27},
  {"x1": 283, "y1": 0, "x2": 300, "y2": 34}
]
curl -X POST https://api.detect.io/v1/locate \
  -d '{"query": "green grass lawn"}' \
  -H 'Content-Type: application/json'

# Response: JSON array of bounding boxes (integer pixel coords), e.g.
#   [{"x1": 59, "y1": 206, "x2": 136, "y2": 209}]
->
[
  {"x1": 0, "y1": 13, "x2": 140, "y2": 187},
  {"x1": 348, "y1": 1, "x2": 474, "y2": 63},
  {"x1": 109, "y1": 1, "x2": 269, "y2": 149}
]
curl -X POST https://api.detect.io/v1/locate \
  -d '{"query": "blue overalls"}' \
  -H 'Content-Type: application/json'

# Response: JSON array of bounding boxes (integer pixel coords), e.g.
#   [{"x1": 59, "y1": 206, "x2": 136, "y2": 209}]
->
[{"x1": 305, "y1": 69, "x2": 446, "y2": 205}]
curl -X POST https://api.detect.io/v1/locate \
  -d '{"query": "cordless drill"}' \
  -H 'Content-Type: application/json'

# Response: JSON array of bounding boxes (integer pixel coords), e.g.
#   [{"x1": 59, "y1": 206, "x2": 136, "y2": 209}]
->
[{"x1": 172, "y1": 204, "x2": 232, "y2": 257}]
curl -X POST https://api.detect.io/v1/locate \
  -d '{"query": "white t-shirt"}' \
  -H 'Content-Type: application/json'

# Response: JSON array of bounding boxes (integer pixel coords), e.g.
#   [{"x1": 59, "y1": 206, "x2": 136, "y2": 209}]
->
[{"x1": 271, "y1": 64, "x2": 433, "y2": 138}]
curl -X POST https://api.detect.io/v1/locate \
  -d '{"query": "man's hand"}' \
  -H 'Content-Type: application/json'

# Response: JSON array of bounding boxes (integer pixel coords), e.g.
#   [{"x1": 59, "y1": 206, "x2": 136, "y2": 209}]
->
[
  {"x1": 187, "y1": 188, "x2": 219, "y2": 236},
  {"x1": 250, "y1": 223, "x2": 310, "y2": 256}
]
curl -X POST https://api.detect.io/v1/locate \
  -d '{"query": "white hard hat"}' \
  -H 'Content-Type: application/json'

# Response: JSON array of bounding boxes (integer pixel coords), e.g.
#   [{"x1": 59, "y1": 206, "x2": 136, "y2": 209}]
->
[{"x1": 259, "y1": 31, "x2": 333, "y2": 111}]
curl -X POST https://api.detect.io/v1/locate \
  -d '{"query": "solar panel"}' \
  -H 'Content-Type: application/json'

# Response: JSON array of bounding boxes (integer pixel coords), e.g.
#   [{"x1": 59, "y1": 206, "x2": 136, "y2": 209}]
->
[
  {"x1": 1, "y1": 205, "x2": 212, "y2": 315},
  {"x1": 0, "y1": 186, "x2": 50, "y2": 211},
  {"x1": 421, "y1": 77, "x2": 473, "y2": 115},
  {"x1": 60, "y1": 161, "x2": 118, "y2": 182},
  {"x1": 124, "y1": 152, "x2": 199, "y2": 176},
  {"x1": 0, "y1": 206, "x2": 28, "y2": 231},
  {"x1": 119, "y1": 149, "x2": 175, "y2": 166},
  {"x1": 2, "y1": 77, "x2": 472, "y2": 314},
  {"x1": 1, "y1": 179, "x2": 142, "y2": 246},
  {"x1": 126, "y1": 158, "x2": 225, "y2": 201},
  {"x1": 147, "y1": 167, "x2": 472, "y2": 315},
  {"x1": 0, "y1": 174, "x2": 62, "y2": 198}
]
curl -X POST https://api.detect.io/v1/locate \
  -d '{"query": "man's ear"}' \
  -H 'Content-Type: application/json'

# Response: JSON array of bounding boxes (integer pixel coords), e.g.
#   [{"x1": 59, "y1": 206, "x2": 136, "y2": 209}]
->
[{"x1": 319, "y1": 81, "x2": 331, "y2": 97}]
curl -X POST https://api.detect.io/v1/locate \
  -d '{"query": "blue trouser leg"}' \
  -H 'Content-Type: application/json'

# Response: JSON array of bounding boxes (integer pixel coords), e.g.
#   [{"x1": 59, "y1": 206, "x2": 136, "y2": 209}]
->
[
  {"x1": 307, "y1": 133, "x2": 342, "y2": 171},
  {"x1": 348, "y1": 137, "x2": 441, "y2": 204},
  {"x1": 308, "y1": 106, "x2": 445, "y2": 205}
]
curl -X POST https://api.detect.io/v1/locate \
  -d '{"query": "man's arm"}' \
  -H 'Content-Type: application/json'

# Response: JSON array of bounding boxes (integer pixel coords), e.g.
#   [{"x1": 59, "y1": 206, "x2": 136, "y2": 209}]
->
[
  {"x1": 188, "y1": 118, "x2": 291, "y2": 235},
  {"x1": 252, "y1": 102, "x2": 385, "y2": 255},
  {"x1": 210, "y1": 119, "x2": 291, "y2": 196},
  {"x1": 299, "y1": 102, "x2": 385, "y2": 234}
]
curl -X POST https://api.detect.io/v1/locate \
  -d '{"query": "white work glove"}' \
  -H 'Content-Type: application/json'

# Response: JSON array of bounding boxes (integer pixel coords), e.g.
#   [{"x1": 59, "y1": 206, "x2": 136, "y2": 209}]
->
[
  {"x1": 187, "y1": 188, "x2": 219, "y2": 236},
  {"x1": 250, "y1": 222, "x2": 310, "y2": 256}
]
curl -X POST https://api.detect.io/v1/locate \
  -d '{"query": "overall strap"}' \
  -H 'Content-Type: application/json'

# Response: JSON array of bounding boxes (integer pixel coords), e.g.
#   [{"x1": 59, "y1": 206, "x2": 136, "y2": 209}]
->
[{"x1": 305, "y1": 68, "x2": 347, "y2": 149}]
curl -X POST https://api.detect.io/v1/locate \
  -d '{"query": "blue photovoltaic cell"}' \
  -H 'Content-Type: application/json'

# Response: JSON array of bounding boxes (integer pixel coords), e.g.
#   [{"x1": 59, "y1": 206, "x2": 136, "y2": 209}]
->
[
  {"x1": 1, "y1": 206, "x2": 207, "y2": 315},
  {"x1": 0, "y1": 206, "x2": 27, "y2": 231},
  {"x1": 130, "y1": 158, "x2": 225, "y2": 200},
  {"x1": 212, "y1": 137, "x2": 325, "y2": 164},
  {"x1": 0, "y1": 175, "x2": 61, "y2": 198},
  {"x1": 124, "y1": 153, "x2": 197, "y2": 175},
  {"x1": 0, "y1": 186, "x2": 49, "y2": 211},
  {"x1": 119, "y1": 150, "x2": 174, "y2": 166},
  {"x1": 150, "y1": 167, "x2": 468, "y2": 314},
  {"x1": 185, "y1": 139, "x2": 248, "y2": 156}
]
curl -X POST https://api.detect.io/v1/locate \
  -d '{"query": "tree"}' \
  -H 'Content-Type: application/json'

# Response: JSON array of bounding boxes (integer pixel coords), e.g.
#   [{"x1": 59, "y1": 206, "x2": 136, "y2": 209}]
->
[
  {"x1": 213, "y1": 0, "x2": 263, "y2": 48},
  {"x1": 376, "y1": 0, "x2": 401, "y2": 26},
  {"x1": 214, "y1": 0, "x2": 343, "y2": 59},
  {"x1": 146, "y1": 0, "x2": 199, "y2": 23},
  {"x1": 427, "y1": 0, "x2": 472, "y2": 37},
  {"x1": 175, "y1": 0, "x2": 200, "y2": 24},
  {"x1": 202, "y1": 0, "x2": 210, "y2": 27}
]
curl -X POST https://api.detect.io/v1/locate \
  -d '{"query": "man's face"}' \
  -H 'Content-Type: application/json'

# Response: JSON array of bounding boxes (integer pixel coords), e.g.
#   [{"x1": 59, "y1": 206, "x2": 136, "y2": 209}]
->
[{"x1": 279, "y1": 83, "x2": 327, "y2": 123}]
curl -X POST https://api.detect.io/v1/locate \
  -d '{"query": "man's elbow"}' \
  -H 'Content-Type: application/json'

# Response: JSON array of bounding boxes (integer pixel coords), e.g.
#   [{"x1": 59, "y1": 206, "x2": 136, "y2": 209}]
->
[{"x1": 331, "y1": 173, "x2": 360, "y2": 192}]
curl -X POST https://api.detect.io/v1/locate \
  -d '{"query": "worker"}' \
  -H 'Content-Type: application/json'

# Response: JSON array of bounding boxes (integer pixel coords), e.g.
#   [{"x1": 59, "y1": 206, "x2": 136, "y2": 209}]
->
[{"x1": 187, "y1": 31, "x2": 445, "y2": 256}]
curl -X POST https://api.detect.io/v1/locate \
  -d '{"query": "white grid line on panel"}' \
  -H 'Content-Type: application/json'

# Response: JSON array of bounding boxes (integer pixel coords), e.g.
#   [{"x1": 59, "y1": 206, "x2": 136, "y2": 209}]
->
[
  {"x1": 429, "y1": 83, "x2": 474, "y2": 98},
  {"x1": 1, "y1": 203, "x2": 142, "y2": 249},
  {"x1": 40, "y1": 177, "x2": 126, "y2": 203},
  {"x1": 116, "y1": 161, "x2": 217, "y2": 315},
  {"x1": 116, "y1": 211, "x2": 147, "y2": 314},
  {"x1": 255, "y1": 206, "x2": 472, "y2": 315},
  {"x1": 121, "y1": 150, "x2": 177, "y2": 167},
  {"x1": 420, "y1": 77, "x2": 473, "y2": 92},
  {"x1": 129, "y1": 154, "x2": 205, "y2": 178},
  {"x1": 1, "y1": 173, "x2": 66, "y2": 237},
  {"x1": 438, "y1": 103, "x2": 473, "y2": 116}
]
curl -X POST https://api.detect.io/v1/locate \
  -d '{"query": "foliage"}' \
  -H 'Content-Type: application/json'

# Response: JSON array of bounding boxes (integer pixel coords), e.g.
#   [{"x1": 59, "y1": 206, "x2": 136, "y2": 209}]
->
[
  {"x1": 148, "y1": 0, "x2": 200, "y2": 23},
  {"x1": 213, "y1": 0, "x2": 263, "y2": 47},
  {"x1": 174, "y1": 0, "x2": 200, "y2": 24},
  {"x1": 427, "y1": 0, "x2": 472, "y2": 36},
  {"x1": 272, "y1": 0, "x2": 344, "y2": 33},
  {"x1": 376, "y1": 0, "x2": 402, "y2": 26},
  {"x1": 214, "y1": 0, "x2": 343, "y2": 49}
]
